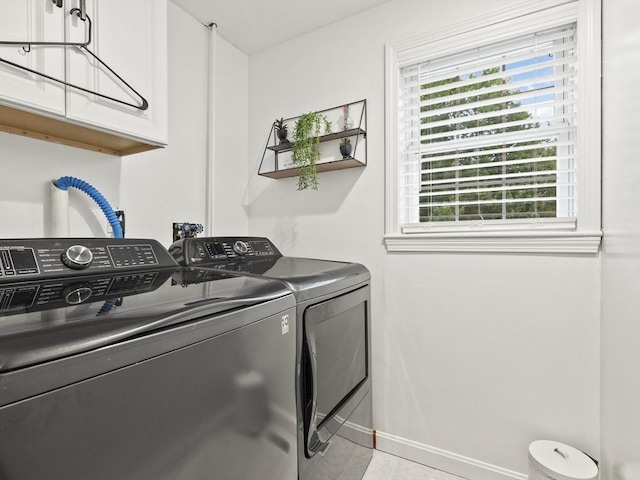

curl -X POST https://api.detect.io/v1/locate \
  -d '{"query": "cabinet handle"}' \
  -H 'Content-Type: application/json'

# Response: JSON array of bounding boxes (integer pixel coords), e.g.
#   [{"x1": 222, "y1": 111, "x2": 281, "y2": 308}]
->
[{"x1": 52, "y1": 0, "x2": 63, "y2": 7}]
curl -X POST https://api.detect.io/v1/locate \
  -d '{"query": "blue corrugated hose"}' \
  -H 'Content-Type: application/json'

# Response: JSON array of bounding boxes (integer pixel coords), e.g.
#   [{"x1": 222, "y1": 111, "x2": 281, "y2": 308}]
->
[{"x1": 55, "y1": 176, "x2": 123, "y2": 238}]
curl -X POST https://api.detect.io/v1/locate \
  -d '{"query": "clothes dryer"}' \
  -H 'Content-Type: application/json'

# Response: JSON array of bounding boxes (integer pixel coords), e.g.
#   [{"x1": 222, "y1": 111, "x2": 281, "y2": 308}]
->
[{"x1": 169, "y1": 236, "x2": 373, "y2": 480}]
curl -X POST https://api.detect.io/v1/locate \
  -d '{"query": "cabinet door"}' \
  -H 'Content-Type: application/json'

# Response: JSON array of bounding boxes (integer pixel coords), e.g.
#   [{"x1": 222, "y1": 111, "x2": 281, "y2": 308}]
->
[
  {"x1": 65, "y1": 0, "x2": 167, "y2": 145},
  {"x1": 0, "y1": 0, "x2": 65, "y2": 114}
]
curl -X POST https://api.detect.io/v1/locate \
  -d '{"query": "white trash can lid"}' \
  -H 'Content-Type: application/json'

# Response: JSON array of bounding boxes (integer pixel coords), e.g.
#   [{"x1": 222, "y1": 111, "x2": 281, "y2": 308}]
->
[{"x1": 529, "y1": 440, "x2": 598, "y2": 480}]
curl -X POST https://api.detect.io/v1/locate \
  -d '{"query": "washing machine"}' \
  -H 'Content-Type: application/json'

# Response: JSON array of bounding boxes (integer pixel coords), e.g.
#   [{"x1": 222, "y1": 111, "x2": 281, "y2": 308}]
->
[
  {"x1": 0, "y1": 237, "x2": 297, "y2": 480},
  {"x1": 169, "y1": 236, "x2": 373, "y2": 480}
]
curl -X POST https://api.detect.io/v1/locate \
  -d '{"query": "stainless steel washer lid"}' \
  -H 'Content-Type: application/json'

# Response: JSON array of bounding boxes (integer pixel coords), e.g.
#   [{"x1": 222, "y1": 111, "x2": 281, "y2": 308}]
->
[{"x1": 0, "y1": 268, "x2": 293, "y2": 373}]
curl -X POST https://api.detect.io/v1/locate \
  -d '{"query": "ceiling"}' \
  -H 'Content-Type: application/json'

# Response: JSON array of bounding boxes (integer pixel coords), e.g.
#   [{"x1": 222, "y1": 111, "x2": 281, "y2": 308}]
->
[{"x1": 171, "y1": 0, "x2": 389, "y2": 55}]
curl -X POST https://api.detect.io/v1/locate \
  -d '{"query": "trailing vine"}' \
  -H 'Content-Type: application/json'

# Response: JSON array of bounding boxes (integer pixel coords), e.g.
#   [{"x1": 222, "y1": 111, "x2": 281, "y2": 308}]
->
[{"x1": 292, "y1": 112, "x2": 332, "y2": 190}]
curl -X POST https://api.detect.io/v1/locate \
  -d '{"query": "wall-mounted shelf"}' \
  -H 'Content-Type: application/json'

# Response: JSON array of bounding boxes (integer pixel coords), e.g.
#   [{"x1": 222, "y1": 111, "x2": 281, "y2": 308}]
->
[
  {"x1": 265, "y1": 128, "x2": 366, "y2": 153},
  {"x1": 258, "y1": 99, "x2": 367, "y2": 181},
  {"x1": 260, "y1": 158, "x2": 365, "y2": 179}
]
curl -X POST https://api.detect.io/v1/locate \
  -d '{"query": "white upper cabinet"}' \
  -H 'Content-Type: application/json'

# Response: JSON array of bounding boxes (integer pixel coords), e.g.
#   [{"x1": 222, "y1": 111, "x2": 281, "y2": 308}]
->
[
  {"x1": 65, "y1": 0, "x2": 167, "y2": 145},
  {"x1": 0, "y1": 0, "x2": 66, "y2": 114},
  {"x1": 0, "y1": 0, "x2": 167, "y2": 150}
]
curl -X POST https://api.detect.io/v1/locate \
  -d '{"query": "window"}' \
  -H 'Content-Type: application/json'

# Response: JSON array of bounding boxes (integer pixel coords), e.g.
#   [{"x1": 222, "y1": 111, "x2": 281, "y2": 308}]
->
[
  {"x1": 402, "y1": 25, "x2": 577, "y2": 227},
  {"x1": 384, "y1": 0, "x2": 602, "y2": 253}
]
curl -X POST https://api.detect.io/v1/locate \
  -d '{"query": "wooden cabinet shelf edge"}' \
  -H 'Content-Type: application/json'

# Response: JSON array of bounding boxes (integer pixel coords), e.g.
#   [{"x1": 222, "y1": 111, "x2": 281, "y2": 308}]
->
[{"x1": 0, "y1": 104, "x2": 162, "y2": 157}]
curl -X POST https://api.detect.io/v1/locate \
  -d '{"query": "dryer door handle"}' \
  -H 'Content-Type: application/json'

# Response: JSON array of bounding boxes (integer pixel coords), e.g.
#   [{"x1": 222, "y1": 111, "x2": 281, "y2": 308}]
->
[{"x1": 303, "y1": 319, "x2": 323, "y2": 457}]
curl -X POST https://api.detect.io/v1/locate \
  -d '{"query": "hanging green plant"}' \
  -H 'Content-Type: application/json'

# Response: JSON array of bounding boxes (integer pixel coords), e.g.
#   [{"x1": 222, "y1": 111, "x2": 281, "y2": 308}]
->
[{"x1": 292, "y1": 112, "x2": 332, "y2": 190}]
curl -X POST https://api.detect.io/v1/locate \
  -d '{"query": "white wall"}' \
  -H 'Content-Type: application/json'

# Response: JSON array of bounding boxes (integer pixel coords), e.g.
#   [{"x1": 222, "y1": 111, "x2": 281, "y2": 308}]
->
[
  {"x1": 0, "y1": 1, "x2": 249, "y2": 244},
  {"x1": 212, "y1": 27, "x2": 250, "y2": 236},
  {"x1": 0, "y1": 131, "x2": 122, "y2": 238},
  {"x1": 122, "y1": 2, "x2": 249, "y2": 245},
  {"x1": 600, "y1": 0, "x2": 640, "y2": 478},
  {"x1": 248, "y1": 1, "x2": 601, "y2": 477},
  {"x1": 121, "y1": 1, "x2": 209, "y2": 244}
]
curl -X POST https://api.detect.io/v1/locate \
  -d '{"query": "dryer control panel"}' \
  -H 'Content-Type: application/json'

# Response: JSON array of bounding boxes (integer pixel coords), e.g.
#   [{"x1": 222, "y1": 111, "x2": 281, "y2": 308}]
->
[
  {"x1": 0, "y1": 238, "x2": 178, "y2": 282},
  {"x1": 169, "y1": 237, "x2": 282, "y2": 267}
]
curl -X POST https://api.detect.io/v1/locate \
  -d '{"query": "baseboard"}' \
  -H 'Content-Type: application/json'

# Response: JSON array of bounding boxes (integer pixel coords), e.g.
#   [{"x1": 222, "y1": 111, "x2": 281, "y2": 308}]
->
[
  {"x1": 344, "y1": 418, "x2": 373, "y2": 436},
  {"x1": 375, "y1": 430, "x2": 527, "y2": 480}
]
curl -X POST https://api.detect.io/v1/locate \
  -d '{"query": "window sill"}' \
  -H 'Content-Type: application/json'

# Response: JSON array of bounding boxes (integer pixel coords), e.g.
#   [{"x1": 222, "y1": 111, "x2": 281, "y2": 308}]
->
[{"x1": 383, "y1": 231, "x2": 603, "y2": 254}]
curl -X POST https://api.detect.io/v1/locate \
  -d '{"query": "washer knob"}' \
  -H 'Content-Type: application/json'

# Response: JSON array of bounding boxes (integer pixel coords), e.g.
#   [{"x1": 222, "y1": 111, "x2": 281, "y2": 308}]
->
[
  {"x1": 233, "y1": 240, "x2": 249, "y2": 255},
  {"x1": 61, "y1": 245, "x2": 94, "y2": 270}
]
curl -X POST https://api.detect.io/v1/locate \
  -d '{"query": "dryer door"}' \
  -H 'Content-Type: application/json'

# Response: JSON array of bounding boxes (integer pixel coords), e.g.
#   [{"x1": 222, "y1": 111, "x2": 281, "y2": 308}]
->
[{"x1": 302, "y1": 285, "x2": 370, "y2": 457}]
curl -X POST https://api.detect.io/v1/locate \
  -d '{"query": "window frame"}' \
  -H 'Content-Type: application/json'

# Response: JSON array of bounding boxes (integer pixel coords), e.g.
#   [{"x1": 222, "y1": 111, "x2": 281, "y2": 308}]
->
[{"x1": 384, "y1": 0, "x2": 602, "y2": 254}]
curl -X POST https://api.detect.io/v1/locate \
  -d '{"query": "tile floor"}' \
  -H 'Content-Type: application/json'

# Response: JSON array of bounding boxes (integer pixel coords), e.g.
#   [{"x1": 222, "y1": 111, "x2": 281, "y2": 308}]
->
[{"x1": 362, "y1": 450, "x2": 467, "y2": 480}]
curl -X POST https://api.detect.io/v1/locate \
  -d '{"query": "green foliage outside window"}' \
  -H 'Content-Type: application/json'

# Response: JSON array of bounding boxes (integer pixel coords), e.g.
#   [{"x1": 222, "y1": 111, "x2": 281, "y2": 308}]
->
[{"x1": 419, "y1": 67, "x2": 558, "y2": 222}]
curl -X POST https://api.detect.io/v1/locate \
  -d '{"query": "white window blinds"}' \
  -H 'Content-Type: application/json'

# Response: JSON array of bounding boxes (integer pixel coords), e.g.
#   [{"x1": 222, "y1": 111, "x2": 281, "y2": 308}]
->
[{"x1": 398, "y1": 23, "x2": 577, "y2": 233}]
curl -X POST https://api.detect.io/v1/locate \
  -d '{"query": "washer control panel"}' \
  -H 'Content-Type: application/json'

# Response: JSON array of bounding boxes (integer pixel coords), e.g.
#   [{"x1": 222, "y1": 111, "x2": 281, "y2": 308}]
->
[{"x1": 0, "y1": 238, "x2": 177, "y2": 282}]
